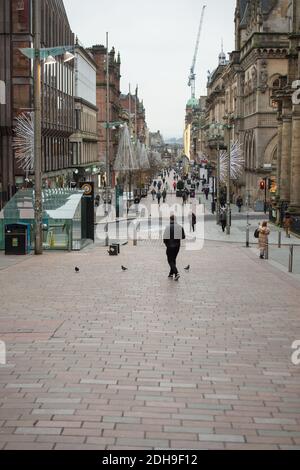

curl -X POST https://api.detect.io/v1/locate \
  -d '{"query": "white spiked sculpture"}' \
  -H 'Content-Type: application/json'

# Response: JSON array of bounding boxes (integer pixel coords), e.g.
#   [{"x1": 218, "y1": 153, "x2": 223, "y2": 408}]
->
[
  {"x1": 13, "y1": 112, "x2": 35, "y2": 172},
  {"x1": 220, "y1": 140, "x2": 244, "y2": 183},
  {"x1": 114, "y1": 123, "x2": 139, "y2": 171},
  {"x1": 138, "y1": 142, "x2": 150, "y2": 170}
]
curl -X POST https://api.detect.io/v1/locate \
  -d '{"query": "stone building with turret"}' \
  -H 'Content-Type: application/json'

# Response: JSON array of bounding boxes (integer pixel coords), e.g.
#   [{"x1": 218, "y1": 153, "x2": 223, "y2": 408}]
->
[
  {"x1": 205, "y1": 0, "x2": 293, "y2": 210},
  {"x1": 272, "y1": 0, "x2": 300, "y2": 227}
]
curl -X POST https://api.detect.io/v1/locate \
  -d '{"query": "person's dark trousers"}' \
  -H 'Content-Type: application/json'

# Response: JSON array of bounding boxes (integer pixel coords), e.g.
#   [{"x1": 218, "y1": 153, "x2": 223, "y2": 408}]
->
[
  {"x1": 221, "y1": 222, "x2": 226, "y2": 232},
  {"x1": 167, "y1": 247, "x2": 180, "y2": 275},
  {"x1": 192, "y1": 223, "x2": 195, "y2": 232}
]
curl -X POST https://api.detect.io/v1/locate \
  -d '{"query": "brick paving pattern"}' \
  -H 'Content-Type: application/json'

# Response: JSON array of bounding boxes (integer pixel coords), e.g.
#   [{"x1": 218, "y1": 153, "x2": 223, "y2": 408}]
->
[{"x1": 0, "y1": 236, "x2": 300, "y2": 450}]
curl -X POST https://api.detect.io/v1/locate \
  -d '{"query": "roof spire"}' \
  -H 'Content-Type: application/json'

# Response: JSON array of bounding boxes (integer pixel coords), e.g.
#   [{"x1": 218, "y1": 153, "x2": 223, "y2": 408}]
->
[{"x1": 219, "y1": 38, "x2": 226, "y2": 66}]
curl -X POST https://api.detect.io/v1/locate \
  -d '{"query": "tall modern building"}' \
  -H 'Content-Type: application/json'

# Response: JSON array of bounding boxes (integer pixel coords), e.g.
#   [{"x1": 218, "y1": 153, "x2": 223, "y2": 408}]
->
[{"x1": 0, "y1": 0, "x2": 75, "y2": 207}]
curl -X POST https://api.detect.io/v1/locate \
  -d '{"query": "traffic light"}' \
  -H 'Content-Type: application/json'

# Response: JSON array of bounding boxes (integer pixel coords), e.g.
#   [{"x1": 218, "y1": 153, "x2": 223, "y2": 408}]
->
[{"x1": 260, "y1": 180, "x2": 266, "y2": 190}]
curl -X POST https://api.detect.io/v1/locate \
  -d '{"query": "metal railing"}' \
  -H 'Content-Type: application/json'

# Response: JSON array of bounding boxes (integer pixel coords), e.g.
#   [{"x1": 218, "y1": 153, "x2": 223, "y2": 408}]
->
[{"x1": 245, "y1": 228, "x2": 300, "y2": 274}]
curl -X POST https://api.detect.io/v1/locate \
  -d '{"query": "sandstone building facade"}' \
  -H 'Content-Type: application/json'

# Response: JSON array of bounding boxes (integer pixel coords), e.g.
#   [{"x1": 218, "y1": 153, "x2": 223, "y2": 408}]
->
[{"x1": 204, "y1": 0, "x2": 299, "y2": 213}]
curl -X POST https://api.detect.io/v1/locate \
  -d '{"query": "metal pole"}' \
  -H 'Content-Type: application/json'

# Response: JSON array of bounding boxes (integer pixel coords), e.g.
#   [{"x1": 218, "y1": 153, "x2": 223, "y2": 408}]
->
[
  {"x1": 216, "y1": 138, "x2": 220, "y2": 225},
  {"x1": 34, "y1": 0, "x2": 43, "y2": 255},
  {"x1": 105, "y1": 32, "x2": 110, "y2": 218},
  {"x1": 278, "y1": 230, "x2": 282, "y2": 248},
  {"x1": 289, "y1": 245, "x2": 294, "y2": 273},
  {"x1": 226, "y1": 125, "x2": 231, "y2": 235},
  {"x1": 128, "y1": 84, "x2": 132, "y2": 204},
  {"x1": 246, "y1": 212, "x2": 250, "y2": 248},
  {"x1": 265, "y1": 242, "x2": 269, "y2": 260},
  {"x1": 264, "y1": 178, "x2": 267, "y2": 214}
]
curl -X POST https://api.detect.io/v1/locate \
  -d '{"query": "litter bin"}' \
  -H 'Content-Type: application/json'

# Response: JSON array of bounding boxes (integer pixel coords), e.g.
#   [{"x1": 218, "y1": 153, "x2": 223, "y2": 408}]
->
[
  {"x1": 108, "y1": 244, "x2": 119, "y2": 256},
  {"x1": 5, "y1": 223, "x2": 30, "y2": 255}
]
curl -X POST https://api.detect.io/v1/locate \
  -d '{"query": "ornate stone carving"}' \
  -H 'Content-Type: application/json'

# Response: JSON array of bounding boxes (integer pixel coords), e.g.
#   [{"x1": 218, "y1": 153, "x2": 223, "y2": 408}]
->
[{"x1": 259, "y1": 60, "x2": 268, "y2": 93}]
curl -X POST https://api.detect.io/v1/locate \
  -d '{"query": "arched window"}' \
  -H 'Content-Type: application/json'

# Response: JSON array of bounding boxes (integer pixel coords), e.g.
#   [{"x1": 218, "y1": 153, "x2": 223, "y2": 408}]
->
[{"x1": 270, "y1": 78, "x2": 280, "y2": 109}]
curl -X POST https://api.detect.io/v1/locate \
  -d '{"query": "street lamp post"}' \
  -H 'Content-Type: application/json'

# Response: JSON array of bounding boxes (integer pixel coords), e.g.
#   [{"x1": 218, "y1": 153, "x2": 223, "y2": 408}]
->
[
  {"x1": 223, "y1": 115, "x2": 234, "y2": 236},
  {"x1": 105, "y1": 32, "x2": 110, "y2": 217},
  {"x1": 33, "y1": 0, "x2": 43, "y2": 255},
  {"x1": 209, "y1": 123, "x2": 224, "y2": 224},
  {"x1": 226, "y1": 124, "x2": 231, "y2": 235}
]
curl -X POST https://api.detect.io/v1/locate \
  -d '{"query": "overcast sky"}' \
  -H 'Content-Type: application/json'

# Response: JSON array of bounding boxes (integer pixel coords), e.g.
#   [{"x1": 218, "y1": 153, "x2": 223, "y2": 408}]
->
[{"x1": 64, "y1": 0, "x2": 236, "y2": 139}]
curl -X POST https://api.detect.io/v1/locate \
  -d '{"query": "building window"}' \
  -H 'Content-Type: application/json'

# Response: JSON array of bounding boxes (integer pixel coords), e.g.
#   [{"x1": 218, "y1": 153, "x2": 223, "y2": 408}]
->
[
  {"x1": 12, "y1": 0, "x2": 30, "y2": 33},
  {"x1": 270, "y1": 78, "x2": 280, "y2": 109}
]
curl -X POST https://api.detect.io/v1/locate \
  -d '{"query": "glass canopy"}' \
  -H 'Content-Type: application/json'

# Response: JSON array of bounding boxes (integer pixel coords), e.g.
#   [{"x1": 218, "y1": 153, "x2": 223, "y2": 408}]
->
[{"x1": 0, "y1": 189, "x2": 84, "y2": 251}]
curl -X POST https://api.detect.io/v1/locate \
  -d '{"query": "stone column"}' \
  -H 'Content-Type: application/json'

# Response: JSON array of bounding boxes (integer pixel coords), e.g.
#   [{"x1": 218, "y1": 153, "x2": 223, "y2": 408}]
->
[
  {"x1": 275, "y1": 119, "x2": 283, "y2": 224},
  {"x1": 276, "y1": 120, "x2": 283, "y2": 197},
  {"x1": 280, "y1": 100, "x2": 292, "y2": 203},
  {"x1": 290, "y1": 104, "x2": 300, "y2": 211}
]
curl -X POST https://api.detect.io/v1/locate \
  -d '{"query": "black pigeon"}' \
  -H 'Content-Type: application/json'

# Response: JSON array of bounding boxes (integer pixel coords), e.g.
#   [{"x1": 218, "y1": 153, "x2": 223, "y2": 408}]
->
[
  {"x1": 121, "y1": 266, "x2": 128, "y2": 271},
  {"x1": 184, "y1": 265, "x2": 190, "y2": 271},
  {"x1": 75, "y1": 267, "x2": 80, "y2": 273}
]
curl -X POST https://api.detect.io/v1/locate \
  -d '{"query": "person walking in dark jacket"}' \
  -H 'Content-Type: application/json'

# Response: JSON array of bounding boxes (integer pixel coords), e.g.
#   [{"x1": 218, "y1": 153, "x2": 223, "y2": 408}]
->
[
  {"x1": 236, "y1": 196, "x2": 243, "y2": 213},
  {"x1": 162, "y1": 188, "x2": 167, "y2": 203},
  {"x1": 156, "y1": 190, "x2": 162, "y2": 205},
  {"x1": 220, "y1": 209, "x2": 227, "y2": 233},
  {"x1": 163, "y1": 215, "x2": 186, "y2": 281}
]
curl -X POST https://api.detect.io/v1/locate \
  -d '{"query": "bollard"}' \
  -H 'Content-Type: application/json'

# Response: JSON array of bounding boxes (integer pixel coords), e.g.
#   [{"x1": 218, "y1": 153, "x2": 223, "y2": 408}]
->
[
  {"x1": 278, "y1": 230, "x2": 282, "y2": 248},
  {"x1": 265, "y1": 243, "x2": 269, "y2": 260},
  {"x1": 288, "y1": 245, "x2": 293, "y2": 273},
  {"x1": 246, "y1": 225, "x2": 250, "y2": 248},
  {"x1": 133, "y1": 225, "x2": 137, "y2": 246},
  {"x1": 104, "y1": 223, "x2": 109, "y2": 247}
]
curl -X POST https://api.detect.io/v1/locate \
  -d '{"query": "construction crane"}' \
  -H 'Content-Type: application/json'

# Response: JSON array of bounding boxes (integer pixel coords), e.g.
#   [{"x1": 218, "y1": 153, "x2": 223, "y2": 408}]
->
[{"x1": 188, "y1": 5, "x2": 206, "y2": 100}]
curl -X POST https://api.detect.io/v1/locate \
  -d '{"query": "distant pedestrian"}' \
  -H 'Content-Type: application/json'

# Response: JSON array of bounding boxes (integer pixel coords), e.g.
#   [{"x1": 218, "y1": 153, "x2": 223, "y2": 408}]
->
[
  {"x1": 153, "y1": 181, "x2": 157, "y2": 188},
  {"x1": 151, "y1": 188, "x2": 156, "y2": 201},
  {"x1": 236, "y1": 196, "x2": 243, "y2": 213},
  {"x1": 157, "y1": 181, "x2": 162, "y2": 191},
  {"x1": 162, "y1": 188, "x2": 167, "y2": 203},
  {"x1": 163, "y1": 215, "x2": 186, "y2": 281},
  {"x1": 220, "y1": 209, "x2": 227, "y2": 233},
  {"x1": 196, "y1": 181, "x2": 200, "y2": 191},
  {"x1": 283, "y1": 213, "x2": 292, "y2": 238},
  {"x1": 258, "y1": 221, "x2": 270, "y2": 259},
  {"x1": 188, "y1": 211, "x2": 197, "y2": 233},
  {"x1": 211, "y1": 199, "x2": 216, "y2": 215},
  {"x1": 173, "y1": 181, "x2": 177, "y2": 192},
  {"x1": 157, "y1": 190, "x2": 162, "y2": 205},
  {"x1": 204, "y1": 187, "x2": 209, "y2": 201}
]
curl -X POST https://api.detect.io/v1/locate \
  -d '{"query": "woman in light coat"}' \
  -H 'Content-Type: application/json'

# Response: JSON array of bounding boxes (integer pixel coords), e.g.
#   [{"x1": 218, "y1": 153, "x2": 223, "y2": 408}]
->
[{"x1": 259, "y1": 221, "x2": 270, "y2": 259}]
